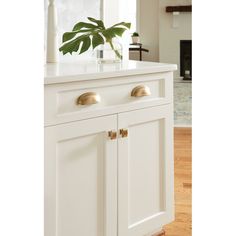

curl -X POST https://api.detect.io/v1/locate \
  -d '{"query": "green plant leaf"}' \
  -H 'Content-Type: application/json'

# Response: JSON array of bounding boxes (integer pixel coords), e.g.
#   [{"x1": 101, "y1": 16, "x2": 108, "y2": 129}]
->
[
  {"x1": 62, "y1": 29, "x2": 92, "y2": 43},
  {"x1": 111, "y1": 22, "x2": 131, "y2": 29},
  {"x1": 112, "y1": 27, "x2": 127, "y2": 36},
  {"x1": 132, "y1": 32, "x2": 139, "y2": 36},
  {"x1": 102, "y1": 27, "x2": 126, "y2": 41},
  {"x1": 63, "y1": 32, "x2": 78, "y2": 42},
  {"x1": 59, "y1": 18, "x2": 131, "y2": 56},
  {"x1": 102, "y1": 29, "x2": 115, "y2": 41},
  {"x1": 79, "y1": 36, "x2": 91, "y2": 54},
  {"x1": 72, "y1": 22, "x2": 97, "y2": 31},
  {"x1": 60, "y1": 34, "x2": 91, "y2": 55},
  {"x1": 59, "y1": 36, "x2": 82, "y2": 55},
  {"x1": 92, "y1": 33, "x2": 104, "y2": 49},
  {"x1": 87, "y1": 17, "x2": 105, "y2": 29}
]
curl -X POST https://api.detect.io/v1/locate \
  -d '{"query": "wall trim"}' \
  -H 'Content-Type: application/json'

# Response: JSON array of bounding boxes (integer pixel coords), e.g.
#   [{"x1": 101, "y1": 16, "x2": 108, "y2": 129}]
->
[
  {"x1": 136, "y1": 0, "x2": 141, "y2": 32},
  {"x1": 100, "y1": 0, "x2": 104, "y2": 20}
]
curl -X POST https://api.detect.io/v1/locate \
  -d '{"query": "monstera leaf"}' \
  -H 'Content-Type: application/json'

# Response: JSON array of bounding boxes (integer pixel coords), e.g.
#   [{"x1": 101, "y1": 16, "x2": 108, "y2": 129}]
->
[{"x1": 59, "y1": 17, "x2": 131, "y2": 59}]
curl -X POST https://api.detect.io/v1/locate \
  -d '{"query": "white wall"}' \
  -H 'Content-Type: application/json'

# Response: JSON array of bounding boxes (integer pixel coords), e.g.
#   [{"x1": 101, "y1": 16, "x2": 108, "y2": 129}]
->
[
  {"x1": 130, "y1": 0, "x2": 191, "y2": 73},
  {"x1": 130, "y1": 0, "x2": 159, "y2": 62},
  {"x1": 159, "y1": 0, "x2": 192, "y2": 78}
]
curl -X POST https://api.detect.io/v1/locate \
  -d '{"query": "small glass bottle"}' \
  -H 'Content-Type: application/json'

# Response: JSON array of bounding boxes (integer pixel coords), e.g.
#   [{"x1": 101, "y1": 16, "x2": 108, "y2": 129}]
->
[{"x1": 96, "y1": 38, "x2": 123, "y2": 64}]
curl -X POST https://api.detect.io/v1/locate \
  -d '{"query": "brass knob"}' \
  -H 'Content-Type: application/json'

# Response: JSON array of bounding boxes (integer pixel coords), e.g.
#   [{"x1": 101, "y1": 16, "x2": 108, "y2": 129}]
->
[
  {"x1": 131, "y1": 85, "x2": 151, "y2": 97},
  {"x1": 120, "y1": 129, "x2": 128, "y2": 138},
  {"x1": 77, "y1": 92, "x2": 101, "y2": 105},
  {"x1": 108, "y1": 131, "x2": 117, "y2": 140}
]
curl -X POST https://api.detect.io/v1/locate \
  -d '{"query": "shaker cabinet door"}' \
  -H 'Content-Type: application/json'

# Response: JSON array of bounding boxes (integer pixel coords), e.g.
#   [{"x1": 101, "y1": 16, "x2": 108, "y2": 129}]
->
[
  {"x1": 118, "y1": 105, "x2": 174, "y2": 236},
  {"x1": 45, "y1": 115, "x2": 118, "y2": 236}
]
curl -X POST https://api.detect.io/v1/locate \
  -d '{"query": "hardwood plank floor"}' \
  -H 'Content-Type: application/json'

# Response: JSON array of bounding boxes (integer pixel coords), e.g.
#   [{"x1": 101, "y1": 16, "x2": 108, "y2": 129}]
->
[{"x1": 164, "y1": 127, "x2": 192, "y2": 236}]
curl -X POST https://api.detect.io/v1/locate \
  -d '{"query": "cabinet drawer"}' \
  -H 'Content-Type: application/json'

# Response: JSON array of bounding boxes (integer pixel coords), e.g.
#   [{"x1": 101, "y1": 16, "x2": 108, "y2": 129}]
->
[{"x1": 45, "y1": 72, "x2": 173, "y2": 126}]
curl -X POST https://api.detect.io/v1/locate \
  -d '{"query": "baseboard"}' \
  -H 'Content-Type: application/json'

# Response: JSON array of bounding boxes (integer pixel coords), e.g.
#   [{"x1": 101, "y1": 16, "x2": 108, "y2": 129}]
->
[{"x1": 174, "y1": 124, "x2": 192, "y2": 128}]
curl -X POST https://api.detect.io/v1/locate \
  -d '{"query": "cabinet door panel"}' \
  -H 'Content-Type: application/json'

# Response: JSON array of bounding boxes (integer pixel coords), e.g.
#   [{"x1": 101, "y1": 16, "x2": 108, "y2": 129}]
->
[
  {"x1": 45, "y1": 115, "x2": 117, "y2": 236},
  {"x1": 118, "y1": 105, "x2": 174, "y2": 236}
]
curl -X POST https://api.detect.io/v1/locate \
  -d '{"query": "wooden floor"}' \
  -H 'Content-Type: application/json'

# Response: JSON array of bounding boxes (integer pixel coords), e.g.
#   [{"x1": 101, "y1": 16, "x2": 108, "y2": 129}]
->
[{"x1": 164, "y1": 127, "x2": 192, "y2": 236}]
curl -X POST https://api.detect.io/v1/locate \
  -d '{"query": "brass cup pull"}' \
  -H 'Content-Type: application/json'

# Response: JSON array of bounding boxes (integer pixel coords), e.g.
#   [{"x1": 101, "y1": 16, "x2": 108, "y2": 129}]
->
[
  {"x1": 131, "y1": 85, "x2": 151, "y2": 97},
  {"x1": 77, "y1": 92, "x2": 101, "y2": 105},
  {"x1": 108, "y1": 131, "x2": 117, "y2": 140},
  {"x1": 120, "y1": 129, "x2": 128, "y2": 138}
]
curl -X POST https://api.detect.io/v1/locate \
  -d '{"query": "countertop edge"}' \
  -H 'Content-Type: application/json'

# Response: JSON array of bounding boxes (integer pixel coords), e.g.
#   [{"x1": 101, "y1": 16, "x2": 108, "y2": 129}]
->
[{"x1": 44, "y1": 62, "x2": 177, "y2": 85}]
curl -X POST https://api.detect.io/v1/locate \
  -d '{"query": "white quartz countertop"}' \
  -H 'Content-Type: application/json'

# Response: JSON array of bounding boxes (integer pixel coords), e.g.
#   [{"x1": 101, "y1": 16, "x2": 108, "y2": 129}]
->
[{"x1": 44, "y1": 60, "x2": 177, "y2": 85}]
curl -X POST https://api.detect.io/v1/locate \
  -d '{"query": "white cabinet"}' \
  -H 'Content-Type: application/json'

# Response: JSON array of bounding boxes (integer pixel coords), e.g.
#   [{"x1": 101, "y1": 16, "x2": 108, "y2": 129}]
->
[
  {"x1": 118, "y1": 105, "x2": 174, "y2": 236},
  {"x1": 45, "y1": 60, "x2": 176, "y2": 236},
  {"x1": 45, "y1": 115, "x2": 118, "y2": 236}
]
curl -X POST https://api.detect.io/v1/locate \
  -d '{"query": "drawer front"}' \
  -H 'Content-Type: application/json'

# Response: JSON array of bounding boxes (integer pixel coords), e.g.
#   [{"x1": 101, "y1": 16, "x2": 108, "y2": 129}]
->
[{"x1": 45, "y1": 72, "x2": 173, "y2": 126}]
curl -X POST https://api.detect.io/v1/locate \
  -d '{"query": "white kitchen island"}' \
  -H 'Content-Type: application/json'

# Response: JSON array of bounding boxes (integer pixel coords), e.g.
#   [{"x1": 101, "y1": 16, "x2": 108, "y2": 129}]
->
[{"x1": 44, "y1": 60, "x2": 177, "y2": 236}]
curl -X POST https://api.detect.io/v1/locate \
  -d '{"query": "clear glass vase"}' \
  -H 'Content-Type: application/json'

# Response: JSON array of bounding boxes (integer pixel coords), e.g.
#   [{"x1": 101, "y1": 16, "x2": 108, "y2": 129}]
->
[{"x1": 95, "y1": 39, "x2": 123, "y2": 64}]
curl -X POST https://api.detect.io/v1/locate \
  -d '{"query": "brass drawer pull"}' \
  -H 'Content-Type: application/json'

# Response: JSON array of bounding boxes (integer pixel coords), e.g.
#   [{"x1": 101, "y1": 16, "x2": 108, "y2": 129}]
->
[
  {"x1": 120, "y1": 129, "x2": 128, "y2": 138},
  {"x1": 77, "y1": 92, "x2": 101, "y2": 105},
  {"x1": 131, "y1": 85, "x2": 151, "y2": 97},
  {"x1": 108, "y1": 131, "x2": 117, "y2": 140}
]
